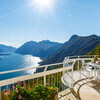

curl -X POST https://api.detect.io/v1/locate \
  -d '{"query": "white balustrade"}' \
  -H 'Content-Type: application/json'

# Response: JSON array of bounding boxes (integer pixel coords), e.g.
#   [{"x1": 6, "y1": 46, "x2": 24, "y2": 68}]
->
[{"x1": 0, "y1": 55, "x2": 100, "y2": 100}]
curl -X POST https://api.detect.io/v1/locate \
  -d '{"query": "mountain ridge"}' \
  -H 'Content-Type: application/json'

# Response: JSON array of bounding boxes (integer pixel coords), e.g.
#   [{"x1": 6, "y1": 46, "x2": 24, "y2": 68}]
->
[
  {"x1": 0, "y1": 44, "x2": 16, "y2": 52},
  {"x1": 15, "y1": 40, "x2": 62, "y2": 59},
  {"x1": 15, "y1": 34, "x2": 100, "y2": 65},
  {"x1": 40, "y1": 35, "x2": 100, "y2": 65}
]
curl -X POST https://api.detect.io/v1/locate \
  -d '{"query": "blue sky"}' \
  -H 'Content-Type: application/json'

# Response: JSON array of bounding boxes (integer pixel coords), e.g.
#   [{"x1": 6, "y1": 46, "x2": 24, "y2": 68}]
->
[{"x1": 0, "y1": 0, "x2": 100, "y2": 47}]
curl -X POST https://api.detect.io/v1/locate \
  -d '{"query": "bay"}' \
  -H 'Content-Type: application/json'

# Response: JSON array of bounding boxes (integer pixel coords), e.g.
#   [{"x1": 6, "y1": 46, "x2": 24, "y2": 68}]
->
[{"x1": 0, "y1": 52, "x2": 42, "y2": 81}]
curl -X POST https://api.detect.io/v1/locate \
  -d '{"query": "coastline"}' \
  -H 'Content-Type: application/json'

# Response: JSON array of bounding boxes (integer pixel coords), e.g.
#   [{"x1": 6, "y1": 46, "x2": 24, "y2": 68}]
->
[{"x1": 0, "y1": 53, "x2": 11, "y2": 56}]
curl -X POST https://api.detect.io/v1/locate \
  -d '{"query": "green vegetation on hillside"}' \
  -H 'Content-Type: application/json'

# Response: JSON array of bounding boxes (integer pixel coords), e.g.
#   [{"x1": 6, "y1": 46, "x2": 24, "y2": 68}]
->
[
  {"x1": 88, "y1": 43, "x2": 100, "y2": 55},
  {"x1": 41, "y1": 35, "x2": 100, "y2": 65}
]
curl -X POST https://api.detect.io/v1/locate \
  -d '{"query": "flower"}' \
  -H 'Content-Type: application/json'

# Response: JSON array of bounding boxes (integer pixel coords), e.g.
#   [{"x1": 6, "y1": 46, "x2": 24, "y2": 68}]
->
[
  {"x1": 56, "y1": 88, "x2": 59, "y2": 92},
  {"x1": 17, "y1": 81, "x2": 21, "y2": 85},
  {"x1": 3, "y1": 89, "x2": 5, "y2": 92},
  {"x1": 24, "y1": 83, "x2": 26, "y2": 87},
  {"x1": 55, "y1": 94, "x2": 57, "y2": 97},
  {"x1": 6, "y1": 91, "x2": 10, "y2": 95},
  {"x1": 22, "y1": 87, "x2": 24, "y2": 89},
  {"x1": 4, "y1": 92, "x2": 7, "y2": 96},
  {"x1": 18, "y1": 95, "x2": 22, "y2": 100},
  {"x1": 3, "y1": 84, "x2": 58, "y2": 100},
  {"x1": 60, "y1": 94, "x2": 62, "y2": 97},
  {"x1": 12, "y1": 85, "x2": 15, "y2": 90}
]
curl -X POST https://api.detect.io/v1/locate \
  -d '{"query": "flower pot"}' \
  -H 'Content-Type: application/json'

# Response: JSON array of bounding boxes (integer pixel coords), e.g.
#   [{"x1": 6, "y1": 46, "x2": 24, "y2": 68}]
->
[{"x1": 98, "y1": 61, "x2": 100, "y2": 65}]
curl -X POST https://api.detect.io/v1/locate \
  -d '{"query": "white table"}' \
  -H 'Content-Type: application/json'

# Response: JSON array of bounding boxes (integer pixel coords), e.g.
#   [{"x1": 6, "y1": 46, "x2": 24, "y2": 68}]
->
[{"x1": 88, "y1": 62, "x2": 100, "y2": 79}]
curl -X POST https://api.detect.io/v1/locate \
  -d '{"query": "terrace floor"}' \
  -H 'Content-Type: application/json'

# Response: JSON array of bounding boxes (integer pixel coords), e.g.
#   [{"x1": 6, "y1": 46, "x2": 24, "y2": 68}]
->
[{"x1": 58, "y1": 71, "x2": 100, "y2": 100}]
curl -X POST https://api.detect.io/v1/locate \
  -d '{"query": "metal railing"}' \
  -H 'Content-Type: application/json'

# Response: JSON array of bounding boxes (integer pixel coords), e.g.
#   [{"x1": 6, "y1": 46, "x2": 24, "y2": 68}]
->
[
  {"x1": 0, "y1": 61, "x2": 74, "y2": 100},
  {"x1": 0, "y1": 55, "x2": 100, "y2": 100},
  {"x1": 62, "y1": 55, "x2": 100, "y2": 88}
]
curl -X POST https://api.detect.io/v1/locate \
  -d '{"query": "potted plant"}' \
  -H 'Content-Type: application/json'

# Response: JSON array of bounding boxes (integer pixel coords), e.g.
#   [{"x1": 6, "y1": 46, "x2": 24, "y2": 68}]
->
[
  {"x1": 98, "y1": 60, "x2": 100, "y2": 65},
  {"x1": 93, "y1": 55, "x2": 99, "y2": 63}
]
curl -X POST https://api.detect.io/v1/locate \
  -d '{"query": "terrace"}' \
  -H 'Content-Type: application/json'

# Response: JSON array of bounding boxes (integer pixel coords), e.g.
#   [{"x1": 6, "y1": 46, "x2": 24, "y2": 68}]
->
[{"x1": 0, "y1": 55, "x2": 100, "y2": 100}]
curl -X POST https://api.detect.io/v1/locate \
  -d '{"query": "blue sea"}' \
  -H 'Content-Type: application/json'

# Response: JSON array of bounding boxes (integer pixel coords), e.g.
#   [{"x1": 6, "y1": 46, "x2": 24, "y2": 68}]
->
[{"x1": 0, "y1": 52, "x2": 42, "y2": 81}]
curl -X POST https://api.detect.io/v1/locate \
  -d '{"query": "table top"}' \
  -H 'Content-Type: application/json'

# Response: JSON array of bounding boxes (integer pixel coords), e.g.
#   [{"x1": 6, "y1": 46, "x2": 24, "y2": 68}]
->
[{"x1": 88, "y1": 62, "x2": 100, "y2": 66}]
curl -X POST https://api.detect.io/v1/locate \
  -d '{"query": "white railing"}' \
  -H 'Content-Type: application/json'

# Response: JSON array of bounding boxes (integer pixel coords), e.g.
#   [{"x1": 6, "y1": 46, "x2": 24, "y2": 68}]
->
[
  {"x1": 64, "y1": 55, "x2": 100, "y2": 71},
  {"x1": 0, "y1": 55, "x2": 100, "y2": 100},
  {"x1": 0, "y1": 61, "x2": 74, "y2": 100},
  {"x1": 62, "y1": 55, "x2": 100, "y2": 88}
]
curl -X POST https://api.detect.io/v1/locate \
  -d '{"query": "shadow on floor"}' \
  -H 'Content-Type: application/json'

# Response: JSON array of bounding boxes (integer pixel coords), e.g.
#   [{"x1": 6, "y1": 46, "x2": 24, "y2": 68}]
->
[
  {"x1": 58, "y1": 77, "x2": 99, "y2": 100},
  {"x1": 88, "y1": 80, "x2": 100, "y2": 94}
]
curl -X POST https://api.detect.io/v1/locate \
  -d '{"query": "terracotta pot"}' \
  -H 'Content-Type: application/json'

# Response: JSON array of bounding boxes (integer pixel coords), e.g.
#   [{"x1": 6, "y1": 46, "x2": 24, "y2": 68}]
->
[{"x1": 98, "y1": 61, "x2": 100, "y2": 65}]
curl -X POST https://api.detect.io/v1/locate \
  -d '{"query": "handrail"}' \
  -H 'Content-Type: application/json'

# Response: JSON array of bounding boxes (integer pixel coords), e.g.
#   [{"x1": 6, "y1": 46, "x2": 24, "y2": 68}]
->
[
  {"x1": 0, "y1": 62, "x2": 63, "y2": 75},
  {"x1": 0, "y1": 65, "x2": 72, "y2": 87},
  {"x1": 66, "y1": 55, "x2": 100, "y2": 58},
  {"x1": 0, "y1": 55, "x2": 100, "y2": 75},
  {"x1": 62, "y1": 76, "x2": 72, "y2": 88},
  {"x1": 0, "y1": 55, "x2": 100, "y2": 100},
  {"x1": 65, "y1": 55, "x2": 100, "y2": 59},
  {"x1": 61, "y1": 55, "x2": 100, "y2": 88}
]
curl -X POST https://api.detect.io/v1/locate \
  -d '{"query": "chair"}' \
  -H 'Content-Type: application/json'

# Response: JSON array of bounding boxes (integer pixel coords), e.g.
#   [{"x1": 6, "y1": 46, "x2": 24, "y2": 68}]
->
[{"x1": 81, "y1": 60, "x2": 93, "y2": 78}]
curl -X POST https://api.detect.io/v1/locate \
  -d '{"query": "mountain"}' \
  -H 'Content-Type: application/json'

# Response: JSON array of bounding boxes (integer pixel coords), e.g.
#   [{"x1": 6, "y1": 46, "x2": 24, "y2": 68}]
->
[
  {"x1": 41, "y1": 35, "x2": 100, "y2": 65},
  {"x1": 15, "y1": 40, "x2": 62, "y2": 59},
  {"x1": 35, "y1": 45, "x2": 61, "y2": 59},
  {"x1": 0, "y1": 44, "x2": 16, "y2": 52},
  {"x1": 0, "y1": 48, "x2": 3, "y2": 52},
  {"x1": 88, "y1": 42, "x2": 100, "y2": 55}
]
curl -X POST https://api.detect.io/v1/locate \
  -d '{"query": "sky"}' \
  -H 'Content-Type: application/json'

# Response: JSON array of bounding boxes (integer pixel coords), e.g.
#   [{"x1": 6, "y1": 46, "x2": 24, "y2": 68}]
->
[{"x1": 0, "y1": 0, "x2": 100, "y2": 47}]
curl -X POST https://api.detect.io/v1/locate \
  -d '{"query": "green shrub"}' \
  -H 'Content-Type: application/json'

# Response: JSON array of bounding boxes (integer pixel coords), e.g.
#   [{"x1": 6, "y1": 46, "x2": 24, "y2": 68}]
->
[{"x1": 3, "y1": 82, "x2": 58, "y2": 100}]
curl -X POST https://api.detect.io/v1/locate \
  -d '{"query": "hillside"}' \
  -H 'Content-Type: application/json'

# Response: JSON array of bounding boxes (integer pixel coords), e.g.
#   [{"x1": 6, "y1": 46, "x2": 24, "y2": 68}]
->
[
  {"x1": 88, "y1": 42, "x2": 100, "y2": 55},
  {"x1": 0, "y1": 48, "x2": 3, "y2": 52},
  {"x1": 15, "y1": 40, "x2": 62, "y2": 59},
  {"x1": 41, "y1": 35, "x2": 100, "y2": 65},
  {"x1": 0, "y1": 44, "x2": 16, "y2": 52}
]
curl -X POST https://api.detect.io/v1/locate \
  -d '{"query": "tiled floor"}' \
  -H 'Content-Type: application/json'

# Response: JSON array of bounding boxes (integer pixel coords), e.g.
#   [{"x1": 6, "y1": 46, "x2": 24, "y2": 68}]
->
[{"x1": 58, "y1": 71, "x2": 100, "y2": 100}]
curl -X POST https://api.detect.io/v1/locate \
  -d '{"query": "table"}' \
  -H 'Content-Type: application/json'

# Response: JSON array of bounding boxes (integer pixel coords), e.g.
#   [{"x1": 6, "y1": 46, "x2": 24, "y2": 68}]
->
[{"x1": 88, "y1": 62, "x2": 100, "y2": 79}]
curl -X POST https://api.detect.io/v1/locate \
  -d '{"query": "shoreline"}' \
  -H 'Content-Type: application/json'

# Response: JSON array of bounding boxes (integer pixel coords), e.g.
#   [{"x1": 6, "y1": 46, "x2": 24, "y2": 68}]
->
[{"x1": 0, "y1": 53, "x2": 11, "y2": 56}]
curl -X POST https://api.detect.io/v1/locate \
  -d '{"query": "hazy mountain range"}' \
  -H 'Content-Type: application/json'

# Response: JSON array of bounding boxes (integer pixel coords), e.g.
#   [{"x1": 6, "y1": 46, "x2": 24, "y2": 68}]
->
[
  {"x1": 0, "y1": 44, "x2": 16, "y2": 52},
  {"x1": 0, "y1": 34, "x2": 100, "y2": 65},
  {"x1": 15, "y1": 40, "x2": 62, "y2": 60},
  {"x1": 41, "y1": 35, "x2": 100, "y2": 65},
  {"x1": 15, "y1": 34, "x2": 100, "y2": 65}
]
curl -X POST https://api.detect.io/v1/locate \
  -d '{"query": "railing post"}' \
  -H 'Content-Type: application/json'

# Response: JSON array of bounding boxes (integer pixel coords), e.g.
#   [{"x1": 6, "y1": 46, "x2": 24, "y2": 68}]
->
[
  {"x1": 63, "y1": 62, "x2": 66, "y2": 75},
  {"x1": 63, "y1": 57, "x2": 68, "y2": 75},
  {"x1": 0, "y1": 87, "x2": 1, "y2": 100},
  {"x1": 44, "y1": 66, "x2": 48, "y2": 87},
  {"x1": 44, "y1": 75, "x2": 46, "y2": 87},
  {"x1": 78, "y1": 56, "x2": 80, "y2": 71},
  {"x1": 71, "y1": 68, "x2": 73, "y2": 87}
]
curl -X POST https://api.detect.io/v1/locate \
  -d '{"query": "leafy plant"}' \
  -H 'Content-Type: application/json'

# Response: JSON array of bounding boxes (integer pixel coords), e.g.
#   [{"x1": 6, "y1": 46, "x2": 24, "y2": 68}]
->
[{"x1": 3, "y1": 82, "x2": 58, "y2": 100}]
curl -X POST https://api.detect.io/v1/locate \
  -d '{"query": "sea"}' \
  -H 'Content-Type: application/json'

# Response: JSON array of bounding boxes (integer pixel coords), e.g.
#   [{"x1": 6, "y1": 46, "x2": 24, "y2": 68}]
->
[{"x1": 0, "y1": 52, "x2": 42, "y2": 81}]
